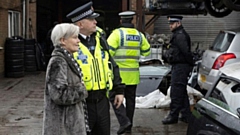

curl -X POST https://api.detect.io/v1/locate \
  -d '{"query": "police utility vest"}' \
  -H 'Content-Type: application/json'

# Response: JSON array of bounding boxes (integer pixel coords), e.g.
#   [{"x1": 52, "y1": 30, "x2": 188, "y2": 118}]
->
[
  {"x1": 108, "y1": 28, "x2": 150, "y2": 85},
  {"x1": 73, "y1": 35, "x2": 113, "y2": 91}
]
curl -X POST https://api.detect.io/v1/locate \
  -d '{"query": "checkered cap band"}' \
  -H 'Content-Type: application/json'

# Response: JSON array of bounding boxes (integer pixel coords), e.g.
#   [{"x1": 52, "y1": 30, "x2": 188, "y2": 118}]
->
[
  {"x1": 169, "y1": 18, "x2": 181, "y2": 22},
  {"x1": 71, "y1": 9, "x2": 93, "y2": 22}
]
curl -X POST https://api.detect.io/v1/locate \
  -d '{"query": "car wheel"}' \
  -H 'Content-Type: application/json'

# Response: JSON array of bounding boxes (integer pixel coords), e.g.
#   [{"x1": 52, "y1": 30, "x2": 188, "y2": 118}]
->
[
  {"x1": 204, "y1": 0, "x2": 232, "y2": 17},
  {"x1": 222, "y1": 0, "x2": 240, "y2": 11}
]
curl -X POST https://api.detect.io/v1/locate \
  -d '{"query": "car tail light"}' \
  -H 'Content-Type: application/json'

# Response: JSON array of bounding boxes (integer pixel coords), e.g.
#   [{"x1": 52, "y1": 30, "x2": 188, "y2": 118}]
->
[{"x1": 212, "y1": 53, "x2": 236, "y2": 70}]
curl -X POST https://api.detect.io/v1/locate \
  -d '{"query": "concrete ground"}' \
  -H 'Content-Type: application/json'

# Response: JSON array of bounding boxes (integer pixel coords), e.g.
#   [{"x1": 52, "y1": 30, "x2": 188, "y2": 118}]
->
[{"x1": 0, "y1": 72, "x2": 188, "y2": 135}]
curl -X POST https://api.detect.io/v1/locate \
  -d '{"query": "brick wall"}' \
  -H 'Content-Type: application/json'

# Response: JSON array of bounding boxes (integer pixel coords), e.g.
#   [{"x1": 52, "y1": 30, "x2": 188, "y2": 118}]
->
[
  {"x1": 0, "y1": 0, "x2": 36, "y2": 77},
  {"x1": 0, "y1": 0, "x2": 22, "y2": 77},
  {"x1": 0, "y1": 8, "x2": 8, "y2": 77},
  {"x1": 29, "y1": 2, "x2": 37, "y2": 38}
]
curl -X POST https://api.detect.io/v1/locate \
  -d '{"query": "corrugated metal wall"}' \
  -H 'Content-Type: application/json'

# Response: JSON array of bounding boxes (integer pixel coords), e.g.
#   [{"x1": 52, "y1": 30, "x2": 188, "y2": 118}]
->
[{"x1": 154, "y1": 11, "x2": 240, "y2": 50}]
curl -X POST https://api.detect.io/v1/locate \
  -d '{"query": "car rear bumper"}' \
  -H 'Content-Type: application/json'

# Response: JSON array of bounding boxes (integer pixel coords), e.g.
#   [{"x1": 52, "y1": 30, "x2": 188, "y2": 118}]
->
[{"x1": 197, "y1": 66, "x2": 221, "y2": 90}]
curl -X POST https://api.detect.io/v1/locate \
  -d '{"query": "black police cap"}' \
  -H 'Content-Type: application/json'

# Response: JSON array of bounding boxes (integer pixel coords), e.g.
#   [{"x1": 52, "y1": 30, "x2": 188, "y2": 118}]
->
[
  {"x1": 167, "y1": 15, "x2": 183, "y2": 23},
  {"x1": 66, "y1": 1, "x2": 99, "y2": 23}
]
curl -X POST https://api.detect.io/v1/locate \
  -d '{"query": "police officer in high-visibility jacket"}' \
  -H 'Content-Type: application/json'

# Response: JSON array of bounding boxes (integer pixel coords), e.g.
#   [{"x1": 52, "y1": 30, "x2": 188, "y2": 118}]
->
[
  {"x1": 107, "y1": 11, "x2": 151, "y2": 134},
  {"x1": 96, "y1": 26, "x2": 106, "y2": 38},
  {"x1": 66, "y1": 2, "x2": 125, "y2": 135}
]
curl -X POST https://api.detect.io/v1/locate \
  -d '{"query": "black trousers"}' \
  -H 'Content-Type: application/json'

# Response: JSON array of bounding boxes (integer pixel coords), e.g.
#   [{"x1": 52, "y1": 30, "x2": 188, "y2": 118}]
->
[
  {"x1": 110, "y1": 85, "x2": 136, "y2": 128},
  {"x1": 169, "y1": 64, "x2": 192, "y2": 118},
  {"x1": 87, "y1": 94, "x2": 110, "y2": 135}
]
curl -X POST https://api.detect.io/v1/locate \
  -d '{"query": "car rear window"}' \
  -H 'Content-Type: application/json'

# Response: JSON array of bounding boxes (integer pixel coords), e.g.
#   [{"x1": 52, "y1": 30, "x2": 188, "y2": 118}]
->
[{"x1": 210, "y1": 31, "x2": 235, "y2": 52}]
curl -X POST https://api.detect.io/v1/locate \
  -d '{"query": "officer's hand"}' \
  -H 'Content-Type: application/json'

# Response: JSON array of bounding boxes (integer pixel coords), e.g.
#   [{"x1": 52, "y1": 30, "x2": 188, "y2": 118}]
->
[{"x1": 114, "y1": 94, "x2": 124, "y2": 109}]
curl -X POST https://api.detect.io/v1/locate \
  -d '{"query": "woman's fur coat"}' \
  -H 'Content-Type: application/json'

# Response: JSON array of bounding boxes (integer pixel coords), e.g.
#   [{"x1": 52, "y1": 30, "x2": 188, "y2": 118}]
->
[{"x1": 42, "y1": 46, "x2": 88, "y2": 135}]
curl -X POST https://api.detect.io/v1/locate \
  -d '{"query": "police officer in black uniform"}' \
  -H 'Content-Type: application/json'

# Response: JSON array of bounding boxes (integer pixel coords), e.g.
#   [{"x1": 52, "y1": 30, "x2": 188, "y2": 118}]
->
[{"x1": 162, "y1": 15, "x2": 194, "y2": 124}]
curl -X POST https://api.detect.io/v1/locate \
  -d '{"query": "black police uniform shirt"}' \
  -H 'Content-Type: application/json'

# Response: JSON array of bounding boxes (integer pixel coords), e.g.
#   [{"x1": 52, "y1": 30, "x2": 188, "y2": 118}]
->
[
  {"x1": 165, "y1": 25, "x2": 193, "y2": 65},
  {"x1": 78, "y1": 34, "x2": 96, "y2": 55}
]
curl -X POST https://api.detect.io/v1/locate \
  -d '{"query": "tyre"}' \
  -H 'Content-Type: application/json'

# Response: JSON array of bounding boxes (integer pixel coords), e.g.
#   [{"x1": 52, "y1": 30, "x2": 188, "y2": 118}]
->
[
  {"x1": 205, "y1": 0, "x2": 232, "y2": 17},
  {"x1": 25, "y1": 39, "x2": 35, "y2": 45},
  {"x1": 25, "y1": 61, "x2": 36, "y2": 66},
  {"x1": 25, "y1": 65, "x2": 37, "y2": 72},
  {"x1": 24, "y1": 45, "x2": 35, "y2": 50},
  {"x1": 5, "y1": 46, "x2": 24, "y2": 53},
  {"x1": 5, "y1": 53, "x2": 24, "y2": 59},
  {"x1": 4, "y1": 37, "x2": 25, "y2": 78},
  {"x1": 5, "y1": 59, "x2": 24, "y2": 65},
  {"x1": 25, "y1": 55, "x2": 36, "y2": 61},
  {"x1": 5, "y1": 65, "x2": 24, "y2": 72},
  {"x1": 24, "y1": 50, "x2": 35, "y2": 56},
  {"x1": 24, "y1": 39, "x2": 36, "y2": 50},
  {"x1": 5, "y1": 38, "x2": 24, "y2": 48},
  {"x1": 222, "y1": 0, "x2": 240, "y2": 11},
  {"x1": 25, "y1": 50, "x2": 35, "y2": 55},
  {"x1": 5, "y1": 71, "x2": 24, "y2": 78}
]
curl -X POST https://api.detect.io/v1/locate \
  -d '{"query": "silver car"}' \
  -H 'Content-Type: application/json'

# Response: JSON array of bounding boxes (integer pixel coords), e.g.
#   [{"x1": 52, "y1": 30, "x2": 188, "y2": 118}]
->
[
  {"x1": 187, "y1": 62, "x2": 240, "y2": 135},
  {"x1": 198, "y1": 28, "x2": 240, "y2": 91}
]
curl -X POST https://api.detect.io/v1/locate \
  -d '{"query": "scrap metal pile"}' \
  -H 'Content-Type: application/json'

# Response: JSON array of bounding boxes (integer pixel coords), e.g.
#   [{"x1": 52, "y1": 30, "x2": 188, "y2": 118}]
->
[{"x1": 145, "y1": 33, "x2": 171, "y2": 46}]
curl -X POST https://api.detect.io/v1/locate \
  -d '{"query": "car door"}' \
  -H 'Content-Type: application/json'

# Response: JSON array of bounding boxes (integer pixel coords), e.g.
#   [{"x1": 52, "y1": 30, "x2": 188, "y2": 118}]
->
[{"x1": 187, "y1": 76, "x2": 240, "y2": 135}]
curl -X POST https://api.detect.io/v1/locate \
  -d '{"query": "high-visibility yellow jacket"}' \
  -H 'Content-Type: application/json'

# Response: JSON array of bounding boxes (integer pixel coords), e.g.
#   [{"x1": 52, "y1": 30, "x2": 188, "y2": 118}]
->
[
  {"x1": 96, "y1": 26, "x2": 106, "y2": 37},
  {"x1": 107, "y1": 27, "x2": 150, "y2": 85},
  {"x1": 73, "y1": 35, "x2": 113, "y2": 91}
]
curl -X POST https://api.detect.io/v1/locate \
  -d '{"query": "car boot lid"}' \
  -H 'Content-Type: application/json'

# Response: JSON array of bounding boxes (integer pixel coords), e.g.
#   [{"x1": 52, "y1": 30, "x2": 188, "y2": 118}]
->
[{"x1": 219, "y1": 62, "x2": 240, "y2": 79}]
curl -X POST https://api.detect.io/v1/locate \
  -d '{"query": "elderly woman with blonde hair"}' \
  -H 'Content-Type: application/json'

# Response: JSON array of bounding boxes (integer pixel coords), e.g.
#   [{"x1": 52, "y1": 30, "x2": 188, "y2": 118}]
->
[{"x1": 42, "y1": 23, "x2": 89, "y2": 135}]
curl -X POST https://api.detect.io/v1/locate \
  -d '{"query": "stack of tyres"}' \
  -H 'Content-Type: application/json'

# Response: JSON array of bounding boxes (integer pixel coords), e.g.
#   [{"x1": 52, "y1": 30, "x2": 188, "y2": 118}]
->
[
  {"x1": 4, "y1": 37, "x2": 25, "y2": 78},
  {"x1": 24, "y1": 39, "x2": 37, "y2": 72}
]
